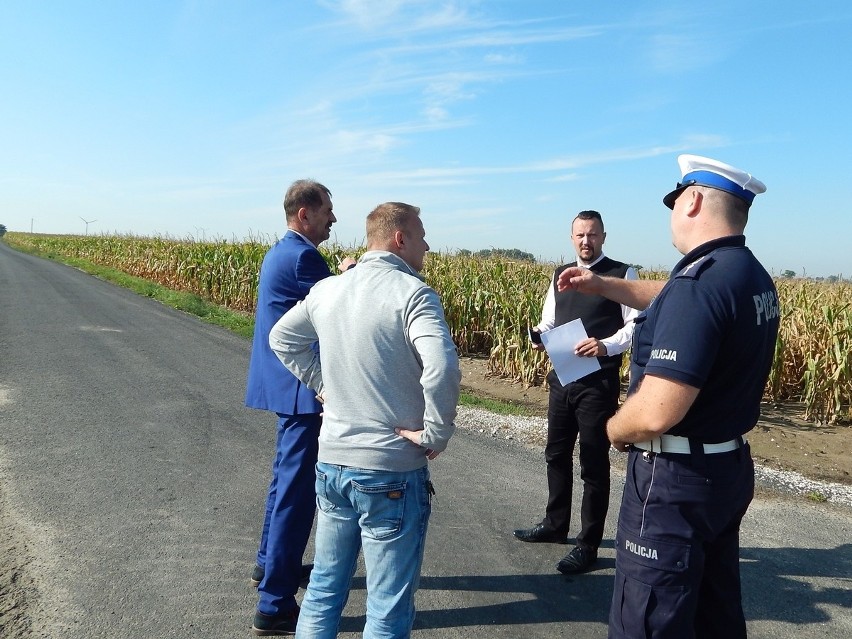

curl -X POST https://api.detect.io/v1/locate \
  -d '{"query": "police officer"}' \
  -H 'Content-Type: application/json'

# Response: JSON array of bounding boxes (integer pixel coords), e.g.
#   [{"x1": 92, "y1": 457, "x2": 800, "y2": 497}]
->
[{"x1": 557, "y1": 155, "x2": 779, "y2": 638}]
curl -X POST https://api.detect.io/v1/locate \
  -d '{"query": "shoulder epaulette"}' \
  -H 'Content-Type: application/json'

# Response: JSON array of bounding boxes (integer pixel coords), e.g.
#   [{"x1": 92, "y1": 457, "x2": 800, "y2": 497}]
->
[{"x1": 674, "y1": 254, "x2": 716, "y2": 280}]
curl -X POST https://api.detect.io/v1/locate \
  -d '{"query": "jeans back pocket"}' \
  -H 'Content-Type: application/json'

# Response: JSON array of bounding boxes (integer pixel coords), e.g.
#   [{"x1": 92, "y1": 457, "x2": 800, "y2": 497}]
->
[{"x1": 352, "y1": 480, "x2": 407, "y2": 540}]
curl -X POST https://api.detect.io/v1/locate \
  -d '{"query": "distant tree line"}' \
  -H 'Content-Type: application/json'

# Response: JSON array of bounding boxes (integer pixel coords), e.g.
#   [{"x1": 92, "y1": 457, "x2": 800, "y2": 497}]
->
[
  {"x1": 452, "y1": 249, "x2": 650, "y2": 272},
  {"x1": 0, "y1": 224, "x2": 7, "y2": 237},
  {"x1": 456, "y1": 248, "x2": 537, "y2": 262},
  {"x1": 780, "y1": 269, "x2": 846, "y2": 283}
]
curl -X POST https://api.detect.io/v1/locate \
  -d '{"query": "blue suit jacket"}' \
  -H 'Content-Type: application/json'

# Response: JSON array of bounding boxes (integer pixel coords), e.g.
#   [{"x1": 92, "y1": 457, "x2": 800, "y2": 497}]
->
[{"x1": 245, "y1": 231, "x2": 332, "y2": 415}]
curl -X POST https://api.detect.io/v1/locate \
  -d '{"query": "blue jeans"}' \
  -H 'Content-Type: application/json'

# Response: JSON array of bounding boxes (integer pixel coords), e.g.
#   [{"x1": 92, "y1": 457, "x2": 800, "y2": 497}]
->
[{"x1": 295, "y1": 463, "x2": 433, "y2": 639}]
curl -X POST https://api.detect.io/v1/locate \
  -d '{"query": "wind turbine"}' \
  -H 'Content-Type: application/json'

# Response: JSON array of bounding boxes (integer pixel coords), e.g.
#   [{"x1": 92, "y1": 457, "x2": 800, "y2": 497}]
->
[{"x1": 80, "y1": 217, "x2": 97, "y2": 235}]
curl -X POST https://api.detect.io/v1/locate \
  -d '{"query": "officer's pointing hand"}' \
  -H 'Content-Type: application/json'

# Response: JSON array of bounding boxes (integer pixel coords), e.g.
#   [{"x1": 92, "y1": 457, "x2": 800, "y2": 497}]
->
[{"x1": 557, "y1": 267, "x2": 601, "y2": 293}]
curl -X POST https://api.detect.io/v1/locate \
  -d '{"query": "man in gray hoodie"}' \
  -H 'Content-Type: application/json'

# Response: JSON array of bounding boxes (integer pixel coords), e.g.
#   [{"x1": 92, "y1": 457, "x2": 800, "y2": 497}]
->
[{"x1": 268, "y1": 202, "x2": 460, "y2": 638}]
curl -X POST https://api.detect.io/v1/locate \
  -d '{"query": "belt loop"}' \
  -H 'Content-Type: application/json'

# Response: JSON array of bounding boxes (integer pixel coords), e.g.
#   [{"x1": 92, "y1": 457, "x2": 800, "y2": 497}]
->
[{"x1": 688, "y1": 438, "x2": 706, "y2": 470}]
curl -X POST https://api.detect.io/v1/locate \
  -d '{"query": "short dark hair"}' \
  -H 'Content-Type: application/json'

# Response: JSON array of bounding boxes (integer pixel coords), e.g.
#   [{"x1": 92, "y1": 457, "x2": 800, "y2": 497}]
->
[
  {"x1": 283, "y1": 180, "x2": 331, "y2": 221},
  {"x1": 574, "y1": 209, "x2": 604, "y2": 232}
]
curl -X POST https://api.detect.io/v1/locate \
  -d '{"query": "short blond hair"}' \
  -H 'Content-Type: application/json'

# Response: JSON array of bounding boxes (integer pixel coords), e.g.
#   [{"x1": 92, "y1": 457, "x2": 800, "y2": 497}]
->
[
  {"x1": 366, "y1": 202, "x2": 421, "y2": 247},
  {"x1": 697, "y1": 186, "x2": 749, "y2": 231}
]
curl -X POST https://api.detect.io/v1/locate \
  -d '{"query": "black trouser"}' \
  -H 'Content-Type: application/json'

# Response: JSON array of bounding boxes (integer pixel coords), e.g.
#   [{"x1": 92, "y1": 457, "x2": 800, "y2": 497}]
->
[{"x1": 543, "y1": 367, "x2": 620, "y2": 549}]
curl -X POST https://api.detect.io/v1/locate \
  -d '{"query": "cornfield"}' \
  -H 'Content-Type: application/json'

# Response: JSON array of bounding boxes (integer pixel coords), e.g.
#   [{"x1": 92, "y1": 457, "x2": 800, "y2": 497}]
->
[{"x1": 6, "y1": 232, "x2": 851, "y2": 424}]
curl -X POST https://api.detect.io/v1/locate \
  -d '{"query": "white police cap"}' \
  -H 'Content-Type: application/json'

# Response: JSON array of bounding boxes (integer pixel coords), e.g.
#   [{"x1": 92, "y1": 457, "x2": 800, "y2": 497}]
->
[{"x1": 663, "y1": 154, "x2": 766, "y2": 209}]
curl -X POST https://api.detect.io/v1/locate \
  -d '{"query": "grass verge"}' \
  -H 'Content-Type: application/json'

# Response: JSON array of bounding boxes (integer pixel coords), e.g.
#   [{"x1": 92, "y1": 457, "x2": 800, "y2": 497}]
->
[
  {"x1": 458, "y1": 391, "x2": 537, "y2": 416},
  {"x1": 5, "y1": 240, "x2": 530, "y2": 416},
  {"x1": 5, "y1": 241, "x2": 254, "y2": 339}
]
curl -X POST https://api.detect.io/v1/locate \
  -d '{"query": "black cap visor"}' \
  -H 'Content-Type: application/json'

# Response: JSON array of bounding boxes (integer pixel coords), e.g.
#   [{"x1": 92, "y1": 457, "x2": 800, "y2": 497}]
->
[{"x1": 662, "y1": 180, "x2": 697, "y2": 209}]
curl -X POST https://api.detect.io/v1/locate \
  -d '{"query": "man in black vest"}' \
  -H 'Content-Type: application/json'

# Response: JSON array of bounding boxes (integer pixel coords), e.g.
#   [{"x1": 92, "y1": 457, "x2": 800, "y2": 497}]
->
[{"x1": 514, "y1": 210, "x2": 638, "y2": 575}]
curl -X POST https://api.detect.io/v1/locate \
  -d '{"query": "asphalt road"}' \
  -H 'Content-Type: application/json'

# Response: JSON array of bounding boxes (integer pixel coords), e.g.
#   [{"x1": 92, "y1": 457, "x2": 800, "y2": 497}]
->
[{"x1": 1, "y1": 240, "x2": 850, "y2": 638}]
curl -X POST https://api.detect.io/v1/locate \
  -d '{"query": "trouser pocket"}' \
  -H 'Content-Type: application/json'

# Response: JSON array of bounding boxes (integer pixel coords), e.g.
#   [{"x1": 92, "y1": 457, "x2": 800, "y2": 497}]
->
[
  {"x1": 610, "y1": 528, "x2": 694, "y2": 639},
  {"x1": 353, "y1": 479, "x2": 407, "y2": 540}
]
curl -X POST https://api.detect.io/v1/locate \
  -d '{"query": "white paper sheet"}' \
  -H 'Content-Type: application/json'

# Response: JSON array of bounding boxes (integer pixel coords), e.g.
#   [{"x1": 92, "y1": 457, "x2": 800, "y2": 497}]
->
[{"x1": 539, "y1": 318, "x2": 601, "y2": 385}]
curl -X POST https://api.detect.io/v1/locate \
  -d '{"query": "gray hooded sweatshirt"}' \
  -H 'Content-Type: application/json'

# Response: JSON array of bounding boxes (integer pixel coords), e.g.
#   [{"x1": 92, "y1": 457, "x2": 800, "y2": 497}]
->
[{"x1": 269, "y1": 250, "x2": 460, "y2": 472}]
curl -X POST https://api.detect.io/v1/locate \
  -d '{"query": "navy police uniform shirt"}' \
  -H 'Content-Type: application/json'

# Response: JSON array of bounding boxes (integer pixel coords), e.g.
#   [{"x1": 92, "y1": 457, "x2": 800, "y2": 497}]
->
[{"x1": 629, "y1": 235, "x2": 780, "y2": 442}]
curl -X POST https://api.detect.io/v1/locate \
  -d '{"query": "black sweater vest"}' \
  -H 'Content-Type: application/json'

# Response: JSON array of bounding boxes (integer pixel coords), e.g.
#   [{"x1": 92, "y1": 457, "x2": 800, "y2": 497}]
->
[{"x1": 553, "y1": 257, "x2": 629, "y2": 372}]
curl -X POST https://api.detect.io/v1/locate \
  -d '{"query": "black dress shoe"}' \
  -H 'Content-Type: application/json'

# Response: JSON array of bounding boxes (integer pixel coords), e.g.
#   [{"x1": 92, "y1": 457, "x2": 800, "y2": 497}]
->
[
  {"x1": 252, "y1": 606, "x2": 299, "y2": 636},
  {"x1": 513, "y1": 523, "x2": 568, "y2": 544},
  {"x1": 556, "y1": 545, "x2": 598, "y2": 574}
]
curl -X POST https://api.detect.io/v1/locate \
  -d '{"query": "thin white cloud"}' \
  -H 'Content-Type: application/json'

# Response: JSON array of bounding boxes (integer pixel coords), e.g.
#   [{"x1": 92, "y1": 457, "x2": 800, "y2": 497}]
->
[
  {"x1": 239, "y1": 109, "x2": 475, "y2": 177},
  {"x1": 546, "y1": 173, "x2": 582, "y2": 183},
  {"x1": 361, "y1": 139, "x2": 731, "y2": 183},
  {"x1": 423, "y1": 105, "x2": 450, "y2": 122},
  {"x1": 317, "y1": 0, "x2": 475, "y2": 32},
  {"x1": 333, "y1": 129, "x2": 400, "y2": 154},
  {"x1": 316, "y1": 1, "x2": 606, "y2": 51},
  {"x1": 409, "y1": 3, "x2": 473, "y2": 31},
  {"x1": 647, "y1": 33, "x2": 730, "y2": 74},
  {"x1": 484, "y1": 52, "x2": 523, "y2": 64},
  {"x1": 388, "y1": 25, "x2": 604, "y2": 53},
  {"x1": 281, "y1": 8, "x2": 620, "y2": 161}
]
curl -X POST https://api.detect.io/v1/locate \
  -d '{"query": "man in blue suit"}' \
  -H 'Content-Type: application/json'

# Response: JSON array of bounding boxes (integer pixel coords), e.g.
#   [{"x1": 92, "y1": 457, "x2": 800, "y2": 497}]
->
[{"x1": 246, "y1": 179, "x2": 353, "y2": 636}]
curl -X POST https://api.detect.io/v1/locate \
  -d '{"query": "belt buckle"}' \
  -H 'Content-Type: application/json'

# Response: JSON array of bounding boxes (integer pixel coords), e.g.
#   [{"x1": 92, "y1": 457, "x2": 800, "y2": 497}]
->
[{"x1": 642, "y1": 437, "x2": 661, "y2": 462}]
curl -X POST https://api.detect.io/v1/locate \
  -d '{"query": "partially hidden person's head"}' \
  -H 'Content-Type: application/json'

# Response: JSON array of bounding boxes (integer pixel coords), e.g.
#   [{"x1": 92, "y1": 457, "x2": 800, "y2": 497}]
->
[
  {"x1": 571, "y1": 210, "x2": 606, "y2": 266},
  {"x1": 284, "y1": 179, "x2": 336, "y2": 246},
  {"x1": 366, "y1": 202, "x2": 429, "y2": 272},
  {"x1": 663, "y1": 154, "x2": 767, "y2": 254}
]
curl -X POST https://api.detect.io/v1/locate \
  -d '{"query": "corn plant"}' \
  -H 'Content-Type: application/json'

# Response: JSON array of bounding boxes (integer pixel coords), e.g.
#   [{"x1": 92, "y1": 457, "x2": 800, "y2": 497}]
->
[{"x1": 6, "y1": 231, "x2": 850, "y2": 423}]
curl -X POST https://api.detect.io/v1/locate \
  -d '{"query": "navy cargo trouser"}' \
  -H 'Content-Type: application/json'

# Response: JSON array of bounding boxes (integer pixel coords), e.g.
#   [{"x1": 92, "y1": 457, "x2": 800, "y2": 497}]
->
[{"x1": 609, "y1": 443, "x2": 754, "y2": 639}]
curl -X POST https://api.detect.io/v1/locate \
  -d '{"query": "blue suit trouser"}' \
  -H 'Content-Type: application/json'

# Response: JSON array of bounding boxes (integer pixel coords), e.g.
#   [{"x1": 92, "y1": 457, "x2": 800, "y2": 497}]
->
[{"x1": 256, "y1": 413, "x2": 322, "y2": 616}]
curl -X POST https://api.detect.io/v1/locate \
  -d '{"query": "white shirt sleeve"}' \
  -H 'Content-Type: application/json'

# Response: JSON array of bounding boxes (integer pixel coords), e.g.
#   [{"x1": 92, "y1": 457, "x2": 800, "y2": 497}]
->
[
  {"x1": 599, "y1": 266, "x2": 640, "y2": 356},
  {"x1": 535, "y1": 279, "x2": 556, "y2": 333}
]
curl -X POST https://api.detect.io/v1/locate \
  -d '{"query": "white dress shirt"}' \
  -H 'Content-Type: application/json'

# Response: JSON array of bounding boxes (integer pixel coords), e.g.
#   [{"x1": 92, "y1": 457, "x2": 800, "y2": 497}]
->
[{"x1": 535, "y1": 253, "x2": 640, "y2": 356}]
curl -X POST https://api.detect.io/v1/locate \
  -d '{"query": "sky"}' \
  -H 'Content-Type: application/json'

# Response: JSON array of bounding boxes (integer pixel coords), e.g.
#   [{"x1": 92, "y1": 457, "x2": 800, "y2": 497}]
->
[{"x1": 1, "y1": 1, "x2": 851, "y2": 278}]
